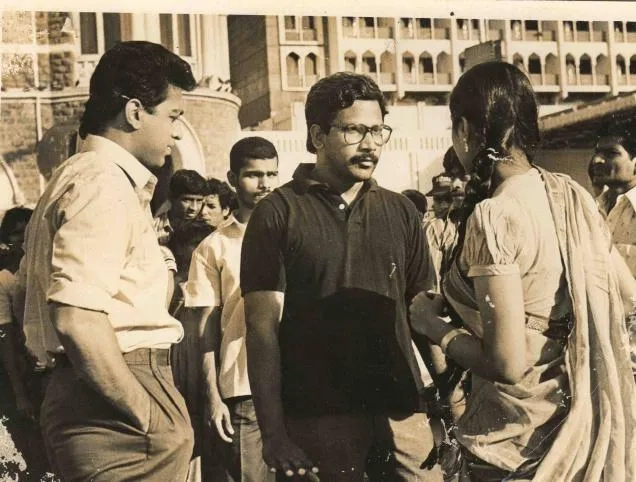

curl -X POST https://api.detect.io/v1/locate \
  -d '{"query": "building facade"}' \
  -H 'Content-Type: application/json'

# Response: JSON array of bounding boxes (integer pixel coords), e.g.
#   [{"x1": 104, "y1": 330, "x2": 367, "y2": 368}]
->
[
  {"x1": 229, "y1": 12, "x2": 636, "y2": 132},
  {"x1": 0, "y1": 10, "x2": 241, "y2": 208}
]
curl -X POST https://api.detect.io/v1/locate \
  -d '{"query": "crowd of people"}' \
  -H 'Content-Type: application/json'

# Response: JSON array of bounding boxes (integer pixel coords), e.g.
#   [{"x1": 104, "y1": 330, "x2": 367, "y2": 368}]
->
[{"x1": 0, "y1": 40, "x2": 635, "y2": 482}]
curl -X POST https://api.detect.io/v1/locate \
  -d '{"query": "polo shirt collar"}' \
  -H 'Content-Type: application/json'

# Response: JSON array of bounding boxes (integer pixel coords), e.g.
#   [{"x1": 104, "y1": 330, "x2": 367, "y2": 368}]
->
[
  {"x1": 81, "y1": 135, "x2": 156, "y2": 192},
  {"x1": 291, "y1": 162, "x2": 378, "y2": 194}
]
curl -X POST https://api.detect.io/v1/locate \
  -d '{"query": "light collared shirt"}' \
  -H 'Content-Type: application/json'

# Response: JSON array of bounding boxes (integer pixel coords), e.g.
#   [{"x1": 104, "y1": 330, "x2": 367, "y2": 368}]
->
[
  {"x1": 17, "y1": 135, "x2": 183, "y2": 367},
  {"x1": 605, "y1": 185, "x2": 636, "y2": 277},
  {"x1": 184, "y1": 213, "x2": 250, "y2": 399}
]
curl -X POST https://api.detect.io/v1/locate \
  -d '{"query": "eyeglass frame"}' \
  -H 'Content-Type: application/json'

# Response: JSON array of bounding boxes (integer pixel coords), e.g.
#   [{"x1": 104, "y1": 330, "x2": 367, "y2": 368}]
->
[{"x1": 329, "y1": 123, "x2": 393, "y2": 146}]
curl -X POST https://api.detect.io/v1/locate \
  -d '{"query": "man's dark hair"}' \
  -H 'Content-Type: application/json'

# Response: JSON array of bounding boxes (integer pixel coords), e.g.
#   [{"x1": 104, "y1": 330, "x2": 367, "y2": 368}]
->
[
  {"x1": 229, "y1": 137, "x2": 278, "y2": 174},
  {"x1": 79, "y1": 41, "x2": 197, "y2": 139},
  {"x1": 207, "y1": 178, "x2": 234, "y2": 210},
  {"x1": 597, "y1": 119, "x2": 636, "y2": 158},
  {"x1": 401, "y1": 190, "x2": 428, "y2": 216},
  {"x1": 305, "y1": 72, "x2": 388, "y2": 154},
  {"x1": 0, "y1": 207, "x2": 32, "y2": 244},
  {"x1": 169, "y1": 169, "x2": 207, "y2": 200}
]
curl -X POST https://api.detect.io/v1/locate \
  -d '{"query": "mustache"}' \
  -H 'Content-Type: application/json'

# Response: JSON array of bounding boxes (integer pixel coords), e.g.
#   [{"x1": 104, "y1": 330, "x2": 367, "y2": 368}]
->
[{"x1": 350, "y1": 154, "x2": 379, "y2": 164}]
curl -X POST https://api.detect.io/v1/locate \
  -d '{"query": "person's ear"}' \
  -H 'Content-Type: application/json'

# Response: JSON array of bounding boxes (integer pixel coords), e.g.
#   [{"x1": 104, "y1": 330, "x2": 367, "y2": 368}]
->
[
  {"x1": 227, "y1": 170, "x2": 238, "y2": 188},
  {"x1": 123, "y1": 98, "x2": 144, "y2": 130},
  {"x1": 309, "y1": 124, "x2": 326, "y2": 151}
]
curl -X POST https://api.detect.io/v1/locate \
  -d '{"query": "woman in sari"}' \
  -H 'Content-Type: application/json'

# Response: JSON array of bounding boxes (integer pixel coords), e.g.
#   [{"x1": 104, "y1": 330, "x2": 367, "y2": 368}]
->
[{"x1": 410, "y1": 61, "x2": 636, "y2": 481}]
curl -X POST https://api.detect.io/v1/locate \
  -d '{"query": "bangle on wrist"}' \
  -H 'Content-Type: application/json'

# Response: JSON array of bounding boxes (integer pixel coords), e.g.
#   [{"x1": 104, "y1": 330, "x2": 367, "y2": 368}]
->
[{"x1": 439, "y1": 328, "x2": 470, "y2": 354}]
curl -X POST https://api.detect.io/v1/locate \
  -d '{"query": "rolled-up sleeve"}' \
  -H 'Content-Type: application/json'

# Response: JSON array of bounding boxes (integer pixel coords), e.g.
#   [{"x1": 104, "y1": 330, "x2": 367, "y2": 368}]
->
[
  {"x1": 47, "y1": 171, "x2": 131, "y2": 313},
  {"x1": 184, "y1": 241, "x2": 220, "y2": 307}
]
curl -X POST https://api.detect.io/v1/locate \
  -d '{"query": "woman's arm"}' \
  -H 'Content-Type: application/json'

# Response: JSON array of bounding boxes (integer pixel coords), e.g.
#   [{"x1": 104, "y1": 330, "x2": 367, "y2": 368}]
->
[{"x1": 410, "y1": 272, "x2": 527, "y2": 384}]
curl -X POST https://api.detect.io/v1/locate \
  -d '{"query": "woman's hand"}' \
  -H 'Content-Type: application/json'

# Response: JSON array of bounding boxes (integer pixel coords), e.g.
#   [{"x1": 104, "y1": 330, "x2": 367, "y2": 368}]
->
[{"x1": 409, "y1": 291, "x2": 451, "y2": 344}]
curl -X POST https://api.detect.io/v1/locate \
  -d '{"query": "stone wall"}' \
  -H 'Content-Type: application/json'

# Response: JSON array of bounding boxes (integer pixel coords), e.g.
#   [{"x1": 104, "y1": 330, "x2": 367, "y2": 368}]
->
[{"x1": 184, "y1": 90, "x2": 242, "y2": 179}]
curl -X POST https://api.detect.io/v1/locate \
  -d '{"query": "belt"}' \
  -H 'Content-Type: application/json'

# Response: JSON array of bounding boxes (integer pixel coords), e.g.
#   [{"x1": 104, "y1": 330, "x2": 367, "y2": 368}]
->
[{"x1": 53, "y1": 348, "x2": 171, "y2": 367}]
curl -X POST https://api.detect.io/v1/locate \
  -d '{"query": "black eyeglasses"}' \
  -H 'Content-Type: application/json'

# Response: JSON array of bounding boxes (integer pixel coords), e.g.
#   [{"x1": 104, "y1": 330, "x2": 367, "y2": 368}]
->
[{"x1": 330, "y1": 123, "x2": 393, "y2": 146}]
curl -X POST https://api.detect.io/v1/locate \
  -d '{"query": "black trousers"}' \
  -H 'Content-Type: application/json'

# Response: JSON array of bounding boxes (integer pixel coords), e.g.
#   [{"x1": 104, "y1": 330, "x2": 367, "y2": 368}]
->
[{"x1": 40, "y1": 348, "x2": 194, "y2": 482}]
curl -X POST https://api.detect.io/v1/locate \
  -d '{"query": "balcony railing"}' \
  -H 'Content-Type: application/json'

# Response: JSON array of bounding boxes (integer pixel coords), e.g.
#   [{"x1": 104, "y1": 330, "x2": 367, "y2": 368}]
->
[
  {"x1": 615, "y1": 31, "x2": 625, "y2": 42},
  {"x1": 302, "y1": 29, "x2": 317, "y2": 41},
  {"x1": 630, "y1": 74, "x2": 636, "y2": 84},
  {"x1": 287, "y1": 74, "x2": 302, "y2": 87},
  {"x1": 529, "y1": 73, "x2": 542, "y2": 85},
  {"x1": 544, "y1": 73, "x2": 559, "y2": 85},
  {"x1": 364, "y1": 72, "x2": 378, "y2": 82},
  {"x1": 416, "y1": 28, "x2": 433, "y2": 39},
  {"x1": 343, "y1": 26, "x2": 356, "y2": 37},
  {"x1": 419, "y1": 72, "x2": 435, "y2": 84},
  {"x1": 360, "y1": 27, "x2": 375, "y2": 38},
  {"x1": 403, "y1": 71, "x2": 417, "y2": 84},
  {"x1": 434, "y1": 27, "x2": 450, "y2": 39},
  {"x1": 592, "y1": 31, "x2": 606, "y2": 42},
  {"x1": 436, "y1": 72, "x2": 451, "y2": 84},
  {"x1": 379, "y1": 72, "x2": 395, "y2": 84},
  {"x1": 285, "y1": 31, "x2": 300, "y2": 41},
  {"x1": 596, "y1": 74, "x2": 610, "y2": 85},
  {"x1": 579, "y1": 74, "x2": 593, "y2": 85},
  {"x1": 576, "y1": 31, "x2": 591, "y2": 42},
  {"x1": 488, "y1": 29, "x2": 504, "y2": 40},
  {"x1": 377, "y1": 26, "x2": 393, "y2": 39},
  {"x1": 304, "y1": 75, "x2": 318, "y2": 86},
  {"x1": 618, "y1": 74, "x2": 628, "y2": 85},
  {"x1": 627, "y1": 32, "x2": 636, "y2": 42}
]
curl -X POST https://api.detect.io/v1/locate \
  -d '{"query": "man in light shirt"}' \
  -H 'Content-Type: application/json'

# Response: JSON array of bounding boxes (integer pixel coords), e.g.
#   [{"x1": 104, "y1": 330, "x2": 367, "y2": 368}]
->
[
  {"x1": 185, "y1": 136, "x2": 279, "y2": 481},
  {"x1": 15, "y1": 41, "x2": 196, "y2": 480},
  {"x1": 590, "y1": 122, "x2": 636, "y2": 376}
]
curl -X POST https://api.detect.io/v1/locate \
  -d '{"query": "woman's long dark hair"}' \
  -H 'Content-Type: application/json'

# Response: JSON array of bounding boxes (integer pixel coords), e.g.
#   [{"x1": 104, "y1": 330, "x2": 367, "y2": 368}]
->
[{"x1": 449, "y1": 61, "x2": 541, "y2": 255}]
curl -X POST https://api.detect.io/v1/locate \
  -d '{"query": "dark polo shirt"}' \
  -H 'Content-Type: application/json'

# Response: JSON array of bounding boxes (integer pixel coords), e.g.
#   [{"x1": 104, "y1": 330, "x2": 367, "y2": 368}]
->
[{"x1": 241, "y1": 163, "x2": 434, "y2": 416}]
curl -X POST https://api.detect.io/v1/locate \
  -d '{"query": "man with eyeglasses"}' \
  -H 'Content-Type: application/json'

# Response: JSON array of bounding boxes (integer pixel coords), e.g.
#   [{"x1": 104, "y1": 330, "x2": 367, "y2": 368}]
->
[{"x1": 241, "y1": 72, "x2": 441, "y2": 481}]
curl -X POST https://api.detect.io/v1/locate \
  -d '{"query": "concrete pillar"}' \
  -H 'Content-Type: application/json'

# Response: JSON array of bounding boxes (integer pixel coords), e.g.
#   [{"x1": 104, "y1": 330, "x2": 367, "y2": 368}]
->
[
  {"x1": 200, "y1": 15, "x2": 230, "y2": 80},
  {"x1": 556, "y1": 20, "x2": 568, "y2": 99},
  {"x1": 131, "y1": 13, "x2": 146, "y2": 40},
  {"x1": 450, "y1": 18, "x2": 459, "y2": 84},
  {"x1": 144, "y1": 14, "x2": 161, "y2": 44},
  {"x1": 607, "y1": 20, "x2": 619, "y2": 95}
]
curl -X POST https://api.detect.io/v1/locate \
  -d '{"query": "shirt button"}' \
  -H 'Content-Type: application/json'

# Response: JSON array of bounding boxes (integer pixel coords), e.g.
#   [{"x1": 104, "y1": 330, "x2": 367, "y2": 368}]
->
[{"x1": 338, "y1": 203, "x2": 346, "y2": 210}]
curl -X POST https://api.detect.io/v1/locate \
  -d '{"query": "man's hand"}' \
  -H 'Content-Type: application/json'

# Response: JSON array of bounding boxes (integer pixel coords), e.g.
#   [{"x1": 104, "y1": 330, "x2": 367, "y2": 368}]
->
[
  {"x1": 206, "y1": 398, "x2": 234, "y2": 443},
  {"x1": 263, "y1": 432, "x2": 319, "y2": 478}
]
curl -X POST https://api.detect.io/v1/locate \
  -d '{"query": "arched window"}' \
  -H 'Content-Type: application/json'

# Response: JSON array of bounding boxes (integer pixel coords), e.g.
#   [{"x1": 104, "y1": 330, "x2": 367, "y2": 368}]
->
[
  {"x1": 595, "y1": 54, "x2": 609, "y2": 85},
  {"x1": 305, "y1": 53, "x2": 318, "y2": 85},
  {"x1": 545, "y1": 53, "x2": 559, "y2": 84},
  {"x1": 436, "y1": 52, "x2": 451, "y2": 84},
  {"x1": 419, "y1": 51, "x2": 433, "y2": 84},
  {"x1": 402, "y1": 52, "x2": 415, "y2": 83},
  {"x1": 362, "y1": 51, "x2": 377, "y2": 77},
  {"x1": 528, "y1": 53, "x2": 541, "y2": 85},
  {"x1": 579, "y1": 54, "x2": 592, "y2": 84},
  {"x1": 565, "y1": 54, "x2": 576, "y2": 84},
  {"x1": 344, "y1": 51, "x2": 356, "y2": 72},
  {"x1": 286, "y1": 52, "x2": 300, "y2": 87},
  {"x1": 379, "y1": 51, "x2": 395, "y2": 84},
  {"x1": 617, "y1": 55, "x2": 627, "y2": 84}
]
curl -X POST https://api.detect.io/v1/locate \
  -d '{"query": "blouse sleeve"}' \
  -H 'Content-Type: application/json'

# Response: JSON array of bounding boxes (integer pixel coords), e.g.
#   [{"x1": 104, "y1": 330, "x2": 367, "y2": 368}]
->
[{"x1": 462, "y1": 199, "x2": 522, "y2": 278}]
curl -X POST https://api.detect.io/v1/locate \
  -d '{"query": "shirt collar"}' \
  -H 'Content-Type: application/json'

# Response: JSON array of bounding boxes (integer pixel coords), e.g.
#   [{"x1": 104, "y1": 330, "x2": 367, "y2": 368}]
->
[
  {"x1": 622, "y1": 184, "x2": 636, "y2": 210},
  {"x1": 291, "y1": 162, "x2": 378, "y2": 194},
  {"x1": 80, "y1": 135, "x2": 156, "y2": 193}
]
